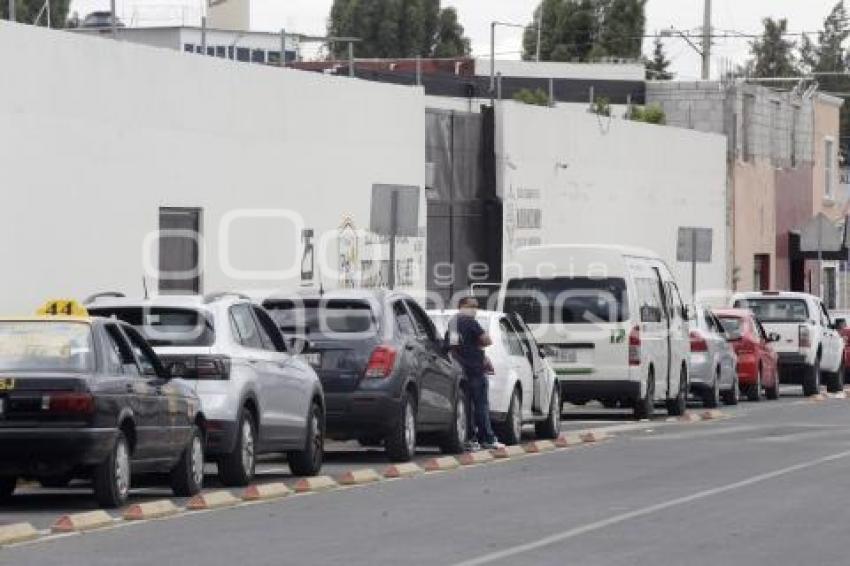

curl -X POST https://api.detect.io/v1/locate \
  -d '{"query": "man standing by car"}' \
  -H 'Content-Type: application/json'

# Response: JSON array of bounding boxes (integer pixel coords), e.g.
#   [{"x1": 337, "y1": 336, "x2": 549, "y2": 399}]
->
[{"x1": 447, "y1": 297, "x2": 504, "y2": 451}]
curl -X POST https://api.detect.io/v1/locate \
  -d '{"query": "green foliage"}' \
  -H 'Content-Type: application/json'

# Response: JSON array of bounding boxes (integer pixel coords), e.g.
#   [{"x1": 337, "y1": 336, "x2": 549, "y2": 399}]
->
[
  {"x1": 813, "y1": 1, "x2": 849, "y2": 72},
  {"x1": 522, "y1": 0, "x2": 647, "y2": 63},
  {"x1": 630, "y1": 104, "x2": 666, "y2": 125},
  {"x1": 592, "y1": 96, "x2": 611, "y2": 116},
  {"x1": 0, "y1": 0, "x2": 71, "y2": 27},
  {"x1": 513, "y1": 88, "x2": 551, "y2": 106},
  {"x1": 748, "y1": 18, "x2": 798, "y2": 78},
  {"x1": 328, "y1": 0, "x2": 471, "y2": 59},
  {"x1": 645, "y1": 37, "x2": 673, "y2": 80}
]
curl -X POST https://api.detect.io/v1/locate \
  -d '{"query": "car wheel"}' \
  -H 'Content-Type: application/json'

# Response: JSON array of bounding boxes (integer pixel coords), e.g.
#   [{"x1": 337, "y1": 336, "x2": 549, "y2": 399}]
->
[
  {"x1": 288, "y1": 402, "x2": 325, "y2": 476},
  {"x1": 93, "y1": 431, "x2": 131, "y2": 508},
  {"x1": 497, "y1": 389, "x2": 523, "y2": 446},
  {"x1": 703, "y1": 368, "x2": 721, "y2": 408},
  {"x1": 440, "y1": 387, "x2": 468, "y2": 454},
  {"x1": 721, "y1": 373, "x2": 740, "y2": 406},
  {"x1": 666, "y1": 366, "x2": 688, "y2": 417},
  {"x1": 765, "y1": 370, "x2": 780, "y2": 400},
  {"x1": 803, "y1": 356, "x2": 821, "y2": 397},
  {"x1": 535, "y1": 385, "x2": 561, "y2": 440},
  {"x1": 386, "y1": 394, "x2": 417, "y2": 462},
  {"x1": 825, "y1": 360, "x2": 844, "y2": 394},
  {"x1": 170, "y1": 425, "x2": 205, "y2": 497},
  {"x1": 0, "y1": 476, "x2": 17, "y2": 502},
  {"x1": 747, "y1": 367, "x2": 764, "y2": 402},
  {"x1": 218, "y1": 411, "x2": 256, "y2": 487},
  {"x1": 634, "y1": 372, "x2": 655, "y2": 420}
]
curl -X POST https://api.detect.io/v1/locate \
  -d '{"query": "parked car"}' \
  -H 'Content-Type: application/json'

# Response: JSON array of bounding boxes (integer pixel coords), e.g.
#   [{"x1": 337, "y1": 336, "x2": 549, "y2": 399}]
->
[
  {"x1": 0, "y1": 301, "x2": 206, "y2": 508},
  {"x1": 732, "y1": 291, "x2": 844, "y2": 395},
  {"x1": 263, "y1": 290, "x2": 467, "y2": 462},
  {"x1": 828, "y1": 310, "x2": 850, "y2": 383},
  {"x1": 80, "y1": 11, "x2": 125, "y2": 28},
  {"x1": 429, "y1": 310, "x2": 561, "y2": 445},
  {"x1": 87, "y1": 292, "x2": 325, "y2": 486},
  {"x1": 715, "y1": 308, "x2": 780, "y2": 401},
  {"x1": 498, "y1": 245, "x2": 690, "y2": 420},
  {"x1": 688, "y1": 305, "x2": 739, "y2": 407}
]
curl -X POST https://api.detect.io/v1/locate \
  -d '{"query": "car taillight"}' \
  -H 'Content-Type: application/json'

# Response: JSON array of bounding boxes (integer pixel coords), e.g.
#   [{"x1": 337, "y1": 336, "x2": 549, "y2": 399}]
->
[
  {"x1": 628, "y1": 326, "x2": 641, "y2": 366},
  {"x1": 799, "y1": 325, "x2": 811, "y2": 350},
  {"x1": 44, "y1": 392, "x2": 95, "y2": 415},
  {"x1": 167, "y1": 355, "x2": 231, "y2": 380},
  {"x1": 365, "y1": 345, "x2": 397, "y2": 379},
  {"x1": 690, "y1": 330, "x2": 708, "y2": 352}
]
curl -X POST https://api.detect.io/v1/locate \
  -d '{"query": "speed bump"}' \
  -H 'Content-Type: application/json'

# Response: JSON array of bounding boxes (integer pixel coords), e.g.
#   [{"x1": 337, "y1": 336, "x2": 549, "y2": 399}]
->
[
  {"x1": 383, "y1": 463, "x2": 424, "y2": 479},
  {"x1": 292, "y1": 476, "x2": 339, "y2": 493},
  {"x1": 523, "y1": 440, "x2": 556, "y2": 453},
  {"x1": 423, "y1": 456, "x2": 461, "y2": 472},
  {"x1": 555, "y1": 433, "x2": 583, "y2": 448},
  {"x1": 491, "y1": 445, "x2": 525, "y2": 459},
  {"x1": 458, "y1": 450, "x2": 495, "y2": 466},
  {"x1": 187, "y1": 490, "x2": 240, "y2": 511},
  {"x1": 337, "y1": 469, "x2": 382, "y2": 486},
  {"x1": 242, "y1": 483, "x2": 292, "y2": 501},
  {"x1": 123, "y1": 500, "x2": 181, "y2": 521},
  {"x1": 52, "y1": 510, "x2": 114, "y2": 533},
  {"x1": 0, "y1": 522, "x2": 39, "y2": 545}
]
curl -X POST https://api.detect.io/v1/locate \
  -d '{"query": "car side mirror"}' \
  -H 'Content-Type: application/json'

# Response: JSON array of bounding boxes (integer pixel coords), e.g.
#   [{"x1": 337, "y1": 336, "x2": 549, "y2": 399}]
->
[
  {"x1": 682, "y1": 305, "x2": 693, "y2": 321},
  {"x1": 768, "y1": 332, "x2": 781, "y2": 343},
  {"x1": 834, "y1": 319, "x2": 847, "y2": 331},
  {"x1": 538, "y1": 345, "x2": 547, "y2": 359},
  {"x1": 285, "y1": 336, "x2": 310, "y2": 355}
]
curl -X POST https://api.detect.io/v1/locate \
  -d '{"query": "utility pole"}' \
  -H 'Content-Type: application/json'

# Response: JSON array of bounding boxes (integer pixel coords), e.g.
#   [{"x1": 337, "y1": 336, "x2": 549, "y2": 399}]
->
[
  {"x1": 701, "y1": 0, "x2": 712, "y2": 80},
  {"x1": 535, "y1": 6, "x2": 543, "y2": 62},
  {"x1": 8, "y1": 0, "x2": 14, "y2": 22},
  {"x1": 110, "y1": 0, "x2": 117, "y2": 39}
]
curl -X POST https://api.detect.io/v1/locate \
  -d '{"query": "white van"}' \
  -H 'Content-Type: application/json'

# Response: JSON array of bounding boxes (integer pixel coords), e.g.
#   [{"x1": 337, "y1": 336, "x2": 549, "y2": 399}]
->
[{"x1": 498, "y1": 245, "x2": 690, "y2": 419}]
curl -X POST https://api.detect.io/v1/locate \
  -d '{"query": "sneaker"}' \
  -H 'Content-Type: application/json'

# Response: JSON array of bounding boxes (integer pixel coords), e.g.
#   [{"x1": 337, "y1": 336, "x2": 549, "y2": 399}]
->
[
  {"x1": 483, "y1": 440, "x2": 506, "y2": 450},
  {"x1": 464, "y1": 440, "x2": 481, "y2": 452}
]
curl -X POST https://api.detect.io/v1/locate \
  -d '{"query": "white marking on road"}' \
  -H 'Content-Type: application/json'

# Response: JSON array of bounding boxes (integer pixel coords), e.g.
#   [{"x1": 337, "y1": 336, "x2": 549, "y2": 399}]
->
[{"x1": 451, "y1": 449, "x2": 850, "y2": 566}]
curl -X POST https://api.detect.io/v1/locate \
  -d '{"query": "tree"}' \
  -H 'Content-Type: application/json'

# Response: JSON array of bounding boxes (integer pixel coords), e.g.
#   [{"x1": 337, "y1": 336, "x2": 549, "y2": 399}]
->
[
  {"x1": 814, "y1": 1, "x2": 849, "y2": 72},
  {"x1": 522, "y1": 0, "x2": 646, "y2": 62},
  {"x1": 645, "y1": 37, "x2": 673, "y2": 80},
  {"x1": 799, "y1": 33, "x2": 818, "y2": 74},
  {"x1": 748, "y1": 18, "x2": 798, "y2": 78},
  {"x1": 327, "y1": 0, "x2": 471, "y2": 59},
  {"x1": 0, "y1": 0, "x2": 71, "y2": 27}
]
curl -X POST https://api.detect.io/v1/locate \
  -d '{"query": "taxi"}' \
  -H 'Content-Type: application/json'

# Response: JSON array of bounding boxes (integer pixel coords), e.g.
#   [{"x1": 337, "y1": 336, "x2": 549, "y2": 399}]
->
[{"x1": 0, "y1": 300, "x2": 207, "y2": 508}]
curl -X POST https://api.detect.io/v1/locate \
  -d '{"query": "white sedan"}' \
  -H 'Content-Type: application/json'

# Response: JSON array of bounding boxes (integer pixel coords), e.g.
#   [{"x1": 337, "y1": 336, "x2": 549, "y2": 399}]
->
[{"x1": 428, "y1": 310, "x2": 561, "y2": 445}]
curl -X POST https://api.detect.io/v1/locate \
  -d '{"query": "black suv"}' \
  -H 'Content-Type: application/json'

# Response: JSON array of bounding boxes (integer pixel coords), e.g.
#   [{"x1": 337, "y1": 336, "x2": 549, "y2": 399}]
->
[
  {"x1": 264, "y1": 290, "x2": 467, "y2": 462},
  {"x1": 0, "y1": 315, "x2": 206, "y2": 507}
]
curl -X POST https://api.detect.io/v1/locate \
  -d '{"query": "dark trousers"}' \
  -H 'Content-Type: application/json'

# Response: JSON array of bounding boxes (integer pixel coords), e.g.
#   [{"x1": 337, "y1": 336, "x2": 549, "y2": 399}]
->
[{"x1": 466, "y1": 374, "x2": 495, "y2": 445}]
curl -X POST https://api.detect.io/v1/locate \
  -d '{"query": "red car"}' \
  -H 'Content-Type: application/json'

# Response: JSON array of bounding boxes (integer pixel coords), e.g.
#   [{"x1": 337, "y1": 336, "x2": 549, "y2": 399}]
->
[
  {"x1": 715, "y1": 309, "x2": 780, "y2": 401},
  {"x1": 828, "y1": 311, "x2": 850, "y2": 381}
]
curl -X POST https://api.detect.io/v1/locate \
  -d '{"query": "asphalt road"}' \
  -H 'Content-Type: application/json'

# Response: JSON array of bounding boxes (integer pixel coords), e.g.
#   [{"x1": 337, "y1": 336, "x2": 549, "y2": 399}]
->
[{"x1": 3, "y1": 389, "x2": 848, "y2": 566}]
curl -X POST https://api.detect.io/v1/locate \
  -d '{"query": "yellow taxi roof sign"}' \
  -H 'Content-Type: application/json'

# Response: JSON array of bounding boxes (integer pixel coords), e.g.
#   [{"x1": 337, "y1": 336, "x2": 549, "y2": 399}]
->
[{"x1": 37, "y1": 300, "x2": 89, "y2": 318}]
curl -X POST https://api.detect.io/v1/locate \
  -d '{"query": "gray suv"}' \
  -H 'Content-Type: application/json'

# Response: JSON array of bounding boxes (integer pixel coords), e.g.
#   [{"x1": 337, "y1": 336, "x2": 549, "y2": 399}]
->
[{"x1": 88, "y1": 293, "x2": 325, "y2": 485}]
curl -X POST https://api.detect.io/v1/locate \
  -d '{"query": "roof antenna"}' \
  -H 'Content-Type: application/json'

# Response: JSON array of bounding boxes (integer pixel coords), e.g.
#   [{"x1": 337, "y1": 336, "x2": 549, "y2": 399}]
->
[{"x1": 142, "y1": 276, "x2": 149, "y2": 300}]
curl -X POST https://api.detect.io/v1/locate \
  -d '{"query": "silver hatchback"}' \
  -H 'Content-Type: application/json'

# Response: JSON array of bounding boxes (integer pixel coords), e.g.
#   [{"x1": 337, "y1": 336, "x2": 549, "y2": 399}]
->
[
  {"x1": 688, "y1": 305, "x2": 739, "y2": 407},
  {"x1": 88, "y1": 292, "x2": 325, "y2": 486}
]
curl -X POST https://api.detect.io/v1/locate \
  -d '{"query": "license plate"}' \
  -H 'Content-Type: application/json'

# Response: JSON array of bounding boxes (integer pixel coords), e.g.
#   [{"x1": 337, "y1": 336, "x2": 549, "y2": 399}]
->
[
  {"x1": 557, "y1": 349, "x2": 578, "y2": 363},
  {"x1": 304, "y1": 353, "x2": 322, "y2": 367}
]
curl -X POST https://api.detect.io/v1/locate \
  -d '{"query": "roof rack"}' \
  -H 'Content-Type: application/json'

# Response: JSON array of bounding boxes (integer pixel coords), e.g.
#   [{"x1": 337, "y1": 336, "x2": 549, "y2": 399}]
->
[
  {"x1": 84, "y1": 291, "x2": 126, "y2": 305},
  {"x1": 203, "y1": 291, "x2": 251, "y2": 304}
]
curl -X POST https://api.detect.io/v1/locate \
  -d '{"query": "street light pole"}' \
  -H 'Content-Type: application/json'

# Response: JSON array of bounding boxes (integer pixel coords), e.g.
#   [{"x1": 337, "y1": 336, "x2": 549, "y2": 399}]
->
[
  {"x1": 702, "y1": 0, "x2": 712, "y2": 80},
  {"x1": 110, "y1": 0, "x2": 117, "y2": 39},
  {"x1": 535, "y1": 6, "x2": 543, "y2": 62},
  {"x1": 8, "y1": 0, "x2": 14, "y2": 22}
]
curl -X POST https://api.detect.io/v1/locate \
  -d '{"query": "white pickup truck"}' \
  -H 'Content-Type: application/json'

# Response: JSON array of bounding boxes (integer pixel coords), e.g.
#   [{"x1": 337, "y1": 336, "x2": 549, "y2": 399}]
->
[{"x1": 732, "y1": 292, "x2": 845, "y2": 395}]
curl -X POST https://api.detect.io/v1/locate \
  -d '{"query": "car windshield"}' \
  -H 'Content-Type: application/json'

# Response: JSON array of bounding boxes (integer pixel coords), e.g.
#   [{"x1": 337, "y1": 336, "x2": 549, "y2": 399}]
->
[
  {"x1": 265, "y1": 299, "x2": 377, "y2": 336},
  {"x1": 717, "y1": 316, "x2": 743, "y2": 335},
  {"x1": 733, "y1": 298, "x2": 809, "y2": 322},
  {"x1": 0, "y1": 321, "x2": 93, "y2": 372},
  {"x1": 88, "y1": 307, "x2": 215, "y2": 347},
  {"x1": 503, "y1": 277, "x2": 629, "y2": 325}
]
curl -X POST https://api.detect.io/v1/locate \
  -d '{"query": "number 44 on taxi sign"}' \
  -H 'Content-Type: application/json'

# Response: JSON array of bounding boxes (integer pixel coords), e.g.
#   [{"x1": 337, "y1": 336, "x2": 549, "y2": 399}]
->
[{"x1": 37, "y1": 299, "x2": 89, "y2": 317}]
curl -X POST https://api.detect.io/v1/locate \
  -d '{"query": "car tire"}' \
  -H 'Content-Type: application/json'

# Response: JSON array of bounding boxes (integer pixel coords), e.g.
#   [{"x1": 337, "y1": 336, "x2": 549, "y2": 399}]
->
[
  {"x1": 702, "y1": 369, "x2": 721, "y2": 408},
  {"x1": 170, "y1": 425, "x2": 205, "y2": 497},
  {"x1": 765, "y1": 370, "x2": 780, "y2": 400},
  {"x1": 721, "y1": 374, "x2": 739, "y2": 406},
  {"x1": 218, "y1": 411, "x2": 256, "y2": 487},
  {"x1": 666, "y1": 366, "x2": 688, "y2": 417},
  {"x1": 825, "y1": 360, "x2": 844, "y2": 394},
  {"x1": 634, "y1": 372, "x2": 655, "y2": 420},
  {"x1": 803, "y1": 357, "x2": 821, "y2": 397},
  {"x1": 93, "y1": 431, "x2": 131, "y2": 509},
  {"x1": 746, "y1": 367, "x2": 763, "y2": 402},
  {"x1": 535, "y1": 385, "x2": 561, "y2": 440},
  {"x1": 386, "y1": 393, "x2": 417, "y2": 463},
  {"x1": 440, "y1": 387, "x2": 468, "y2": 454},
  {"x1": 0, "y1": 476, "x2": 17, "y2": 502},
  {"x1": 288, "y1": 402, "x2": 325, "y2": 477},
  {"x1": 497, "y1": 389, "x2": 523, "y2": 446}
]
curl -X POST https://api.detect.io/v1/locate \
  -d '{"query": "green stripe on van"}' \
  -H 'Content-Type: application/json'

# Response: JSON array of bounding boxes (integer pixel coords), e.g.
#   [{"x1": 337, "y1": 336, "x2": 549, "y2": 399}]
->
[{"x1": 555, "y1": 368, "x2": 595, "y2": 375}]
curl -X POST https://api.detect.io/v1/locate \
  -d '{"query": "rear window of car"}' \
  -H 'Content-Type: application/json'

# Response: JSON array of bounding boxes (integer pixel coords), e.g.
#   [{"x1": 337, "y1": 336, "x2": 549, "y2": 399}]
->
[
  {"x1": 733, "y1": 299, "x2": 809, "y2": 323},
  {"x1": 504, "y1": 277, "x2": 629, "y2": 324},
  {"x1": 88, "y1": 307, "x2": 215, "y2": 347},
  {"x1": 717, "y1": 316, "x2": 744, "y2": 335},
  {"x1": 0, "y1": 322, "x2": 93, "y2": 372},
  {"x1": 264, "y1": 299, "x2": 378, "y2": 336}
]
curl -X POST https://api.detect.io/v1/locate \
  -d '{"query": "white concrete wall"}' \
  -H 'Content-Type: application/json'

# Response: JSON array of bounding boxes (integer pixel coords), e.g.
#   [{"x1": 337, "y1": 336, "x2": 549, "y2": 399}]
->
[
  {"x1": 0, "y1": 22, "x2": 425, "y2": 314},
  {"x1": 476, "y1": 59, "x2": 645, "y2": 81},
  {"x1": 497, "y1": 101, "x2": 728, "y2": 303}
]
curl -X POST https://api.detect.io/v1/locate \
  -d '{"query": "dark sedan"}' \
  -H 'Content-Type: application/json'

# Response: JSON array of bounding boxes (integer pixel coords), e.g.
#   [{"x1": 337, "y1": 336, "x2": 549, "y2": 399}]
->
[
  {"x1": 0, "y1": 311, "x2": 206, "y2": 507},
  {"x1": 264, "y1": 290, "x2": 467, "y2": 462}
]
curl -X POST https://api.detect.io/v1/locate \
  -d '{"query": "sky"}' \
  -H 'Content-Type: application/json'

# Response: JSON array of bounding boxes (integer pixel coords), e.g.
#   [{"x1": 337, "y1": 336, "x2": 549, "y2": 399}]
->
[{"x1": 68, "y1": 0, "x2": 842, "y2": 79}]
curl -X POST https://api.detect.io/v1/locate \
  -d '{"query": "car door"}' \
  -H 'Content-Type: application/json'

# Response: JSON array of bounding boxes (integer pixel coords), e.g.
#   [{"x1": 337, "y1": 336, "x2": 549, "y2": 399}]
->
[
  {"x1": 753, "y1": 319, "x2": 777, "y2": 384},
  {"x1": 104, "y1": 323, "x2": 167, "y2": 461},
  {"x1": 405, "y1": 300, "x2": 456, "y2": 425},
  {"x1": 499, "y1": 317, "x2": 534, "y2": 419},
  {"x1": 709, "y1": 312, "x2": 735, "y2": 388},
  {"x1": 662, "y1": 277, "x2": 688, "y2": 397},
  {"x1": 511, "y1": 315, "x2": 552, "y2": 414},
  {"x1": 392, "y1": 299, "x2": 436, "y2": 424},
  {"x1": 819, "y1": 302, "x2": 843, "y2": 371}
]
